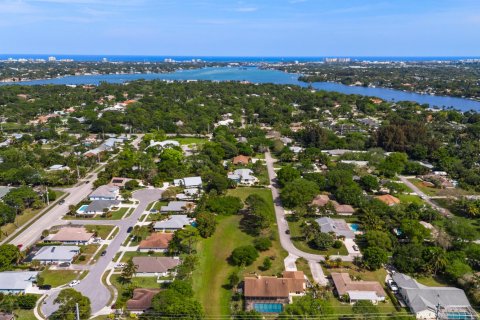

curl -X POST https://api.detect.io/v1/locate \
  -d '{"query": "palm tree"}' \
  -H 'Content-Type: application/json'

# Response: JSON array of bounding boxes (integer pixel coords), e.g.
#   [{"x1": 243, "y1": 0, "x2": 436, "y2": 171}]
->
[{"x1": 121, "y1": 258, "x2": 138, "y2": 283}]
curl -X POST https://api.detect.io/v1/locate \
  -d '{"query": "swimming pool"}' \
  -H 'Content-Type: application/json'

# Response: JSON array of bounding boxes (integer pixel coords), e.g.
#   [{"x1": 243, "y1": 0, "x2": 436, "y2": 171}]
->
[
  {"x1": 349, "y1": 223, "x2": 360, "y2": 232},
  {"x1": 76, "y1": 204, "x2": 88, "y2": 214},
  {"x1": 254, "y1": 303, "x2": 283, "y2": 313}
]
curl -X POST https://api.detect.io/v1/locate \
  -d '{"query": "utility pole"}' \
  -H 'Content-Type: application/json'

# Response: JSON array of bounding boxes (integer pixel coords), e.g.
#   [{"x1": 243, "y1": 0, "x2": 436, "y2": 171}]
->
[
  {"x1": 75, "y1": 302, "x2": 80, "y2": 320},
  {"x1": 46, "y1": 185, "x2": 50, "y2": 205}
]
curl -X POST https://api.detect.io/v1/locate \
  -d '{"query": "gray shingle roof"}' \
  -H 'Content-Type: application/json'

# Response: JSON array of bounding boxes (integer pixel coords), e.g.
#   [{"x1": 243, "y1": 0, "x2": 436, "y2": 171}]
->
[
  {"x1": 86, "y1": 200, "x2": 121, "y2": 213},
  {"x1": 33, "y1": 246, "x2": 80, "y2": 261},
  {"x1": 393, "y1": 273, "x2": 472, "y2": 314},
  {"x1": 0, "y1": 271, "x2": 38, "y2": 291},
  {"x1": 153, "y1": 215, "x2": 191, "y2": 230},
  {"x1": 315, "y1": 217, "x2": 355, "y2": 239},
  {"x1": 160, "y1": 201, "x2": 191, "y2": 212}
]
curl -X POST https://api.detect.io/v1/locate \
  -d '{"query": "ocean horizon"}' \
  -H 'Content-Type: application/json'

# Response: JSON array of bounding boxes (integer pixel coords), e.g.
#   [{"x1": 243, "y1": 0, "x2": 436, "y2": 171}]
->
[{"x1": 1, "y1": 54, "x2": 480, "y2": 63}]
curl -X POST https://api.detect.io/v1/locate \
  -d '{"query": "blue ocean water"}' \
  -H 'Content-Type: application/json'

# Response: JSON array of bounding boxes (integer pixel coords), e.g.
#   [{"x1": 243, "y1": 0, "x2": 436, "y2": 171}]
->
[
  {"x1": 1, "y1": 54, "x2": 479, "y2": 63},
  {"x1": 1, "y1": 66, "x2": 480, "y2": 111}
]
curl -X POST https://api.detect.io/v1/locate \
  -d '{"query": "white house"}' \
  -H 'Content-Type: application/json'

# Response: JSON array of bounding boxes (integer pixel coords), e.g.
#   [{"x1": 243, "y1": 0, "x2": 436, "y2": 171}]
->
[
  {"x1": 173, "y1": 177, "x2": 203, "y2": 189},
  {"x1": 33, "y1": 246, "x2": 80, "y2": 264},
  {"x1": 228, "y1": 169, "x2": 258, "y2": 186},
  {"x1": 0, "y1": 271, "x2": 38, "y2": 294},
  {"x1": 153, "y1": 215, "x2": 192, "y2": 232},
  {"x1": 89, "y1": 185, "x2": 120, "y2": 201},
  {"x1": 133, "y1": 257, "x2": 181, "y2": 280}
]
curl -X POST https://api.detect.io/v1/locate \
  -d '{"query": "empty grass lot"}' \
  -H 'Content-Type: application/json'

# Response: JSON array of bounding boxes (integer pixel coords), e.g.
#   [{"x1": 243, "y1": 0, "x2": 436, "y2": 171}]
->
[
  {"x1": 192, "y1": 187, "x2": 287, "y2": 317},
  {"x1": 40, "y1": 268, "x2": 79, "y2": 287},
  {"x1": 85, "y1": 225, "x2": 115, "y2": 239}
]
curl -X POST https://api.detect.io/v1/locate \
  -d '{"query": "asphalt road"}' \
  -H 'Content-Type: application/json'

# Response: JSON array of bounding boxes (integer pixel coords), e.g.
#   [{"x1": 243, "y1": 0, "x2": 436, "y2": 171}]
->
[
  {"x1": 264, "y1": 151, "x2": 359, "y2": 262},
  {"x1": 42, "y1": 188, "x2": 163, "y2": 317},
  {"x1": 398, "y1": 175, "x2": 452, "y2": 218}
]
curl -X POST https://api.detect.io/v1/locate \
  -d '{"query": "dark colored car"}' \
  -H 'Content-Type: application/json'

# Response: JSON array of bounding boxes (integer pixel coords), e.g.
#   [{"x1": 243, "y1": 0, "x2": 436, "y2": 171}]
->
[
  {"x1": 58, "y1": 199, "x2": 65, "y2": 205},
  {"x1": 39, "y1": 285, "x2": 52, "y2": 290},
  {"x1": 101, "y1": 250, "x2": 107, "y2": 256},
  {"x1": 127, "y1": 226, "x2": 133, "y2": 233},
  {"x1": 285, "y1": 229, "x2": 290, "y2": 235}
]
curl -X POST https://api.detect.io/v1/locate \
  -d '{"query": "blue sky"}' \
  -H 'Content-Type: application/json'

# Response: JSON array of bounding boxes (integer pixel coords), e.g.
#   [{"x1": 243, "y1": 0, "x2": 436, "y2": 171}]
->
[{"x1": 1, "y1": 0, "x2": 479, "y2": 56}]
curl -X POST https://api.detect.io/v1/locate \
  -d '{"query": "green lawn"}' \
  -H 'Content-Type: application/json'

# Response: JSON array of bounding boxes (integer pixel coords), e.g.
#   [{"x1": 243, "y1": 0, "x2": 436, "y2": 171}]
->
[
  {"x1": 172, "y1": 137, "x2": 208, "y2": 145},
  {"x1": 295, "y1": 257, "x2": 313, "y2": 282},
  {"x1": 192, "y1": 187, "x2": 287, "y2": 317},
  {"x1": 110, "y1": 274, "x2": 160, "y2": 308},
  {"x1": 14, "y1": 309, "x2": 37, "y2": 320},
  {"x1": 40, "y1": 269, "x2": 79, "y2": 287},
  {"x1": 85, "y1": 225, "x2": 115, "y2": 239},
  {"x1": 75, "y1": 244, "x2": 99, "y2": 264},
  {"x1": 416, "y1": 275, "x2": 449, "y2": 287},
  {"x1": 120, "y1": 251, "x2": 165, "y2": 263},
  {"x1": 408, "y1": 178, "x2": 439, "y2": 196},
  {"x1": 398, "y1": 194, "x2": 424, "y2": 205}
]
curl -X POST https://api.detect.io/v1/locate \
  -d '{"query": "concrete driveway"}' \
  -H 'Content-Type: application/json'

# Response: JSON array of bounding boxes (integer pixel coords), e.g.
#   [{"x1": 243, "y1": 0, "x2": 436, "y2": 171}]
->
[{"x1": 41, "y1": 188, "x2": 163, "y2": 317}]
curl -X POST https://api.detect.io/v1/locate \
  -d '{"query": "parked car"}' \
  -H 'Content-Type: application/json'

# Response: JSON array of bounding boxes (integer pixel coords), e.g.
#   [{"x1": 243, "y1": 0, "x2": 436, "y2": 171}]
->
[
  {"x1": 115, "y1": 263, "x2": 126, "y2": 269},
  {"x1": 352, "y1": 245, "x2": 359, "y2": 251},
  {"x1": 39, "y1": 285, "x2": 52, "y2": 290},
  {"x1": 387, "y1": 279, "x2": 399, "y2": 292},
  {"x1": 59, "y1": 262, "x2": 71, "y2": 267},
  {"x1": 127, "y1": 226, "x2": 133, "y2": 233},
  {"x1": 69, "y1": 280, "x2": 80, "y2": 287},
  {"x1": 285, "y1": 229, "x2": 290, "y2": 235},
  {"x1": 58, "y1": 199, "x2": 65, "y2": 205},
  {"x1": 101, "y1": 250, "x2": 107, "y2": 256}
]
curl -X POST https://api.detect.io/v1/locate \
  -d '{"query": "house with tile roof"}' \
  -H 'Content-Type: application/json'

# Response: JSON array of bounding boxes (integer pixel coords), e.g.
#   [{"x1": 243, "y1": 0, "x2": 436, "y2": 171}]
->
[
  {"x1": 375, "y1": 194, "x2": 400, "y2": 206},
  {"x1": 244, "y1": 271, "x2": 306, "y2": 313},
  {"x1": 127, "y1": 288, "x2": 161, "y2": 314},
  {"x1": 331, "y1": 273, "x2": 386, "y2": 304},
  {"x1": 138, "y1": 233, "x2": 174, "y2": 252}
]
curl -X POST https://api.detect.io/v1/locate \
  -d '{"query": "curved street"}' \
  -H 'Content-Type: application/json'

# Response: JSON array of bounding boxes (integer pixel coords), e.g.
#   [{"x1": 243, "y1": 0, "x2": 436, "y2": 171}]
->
[{"x1": 41, "y1": 188, "x2": 163, "y2": 317}]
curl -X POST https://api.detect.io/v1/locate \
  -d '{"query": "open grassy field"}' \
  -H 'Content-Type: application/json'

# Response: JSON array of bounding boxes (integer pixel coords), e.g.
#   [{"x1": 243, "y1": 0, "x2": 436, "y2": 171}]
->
[
  {"x1": 40, "y1": 268, "x2": 79, "y2": 287},
  {"x1": 398, "y1": 194, "x2": 424, "y2": 205},
  {"x1": 172, "y1": 137, "x2": 208, "y2": 145},
  {"x1": 120, "y1": 251, "x2": 165, "y2": 262},
  {"x1": 85, "y1": 225, "x2": 115, "y2": 239},
  {"x1": 192, "y1": 187, "x2": 287, "y2": 317},
  {"x1": 75, "y1": 244, "x2": 99, "y2": 265}
]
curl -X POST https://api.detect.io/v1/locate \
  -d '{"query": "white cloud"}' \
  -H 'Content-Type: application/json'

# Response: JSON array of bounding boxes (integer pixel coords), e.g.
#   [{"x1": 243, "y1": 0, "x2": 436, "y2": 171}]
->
[{"x1": 234, "y1": 6, "x2": 257, "y2": 12}]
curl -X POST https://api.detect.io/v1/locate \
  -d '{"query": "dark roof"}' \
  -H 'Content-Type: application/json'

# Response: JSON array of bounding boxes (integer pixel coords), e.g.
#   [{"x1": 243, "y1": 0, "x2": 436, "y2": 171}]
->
[{"x1": 126, "y1": 288, "x2": 161, "y2": 311}]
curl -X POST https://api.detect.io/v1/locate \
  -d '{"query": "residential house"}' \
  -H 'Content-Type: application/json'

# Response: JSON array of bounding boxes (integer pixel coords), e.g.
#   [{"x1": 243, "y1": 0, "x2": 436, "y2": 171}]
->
[
  {"x1": 228, "y1": 169, "x2": 258, "y2": 186},
  {"x1": 0, "y1": 271, "x2": 38, "y2": 294},
  {"x1": 0, "y1": 186, "x2": 11, "y2": 200},
  {"x1": 133, "y1": 257, "x2": 181, "y2": 279},
  {"x1": 315, "y1": 217, "x2": 355, "y2": 239},
  {"x1": 45, "y1": 227, "x2": 93, "y2": 245},
  {"x1": 393, "y1": 273, "x2": 476, "y2": 320},
  {"x1": 138, "y1": 233, "x2": 174, "y2": 253},
  {"x1": 160, "y1": 201, "x2": 195, "y2": 213},
  {"x1": 244, "y1": 271, "x2": 306, "y2": 313},
  {"x1": 332, "y1": 201, "x2": 355, "y2": 215},
  {"x1": 331, "y1": 273, "x2": 386, "y2": 304},
  {"x1": 232, "y1": 155, "x2": 252, "y2": 165},
  {"x1": 153, "y1": 215, "x2": 192, "y2": 232},
  {"x1": 89, "y1": 185, "x2": 119, "y2": 201},
  {"x1": 375, "y1": 194, "x2": 400, "y2": 206},
  {"x1": 126, "y1": 288, "x2": 161, "y2": 314},
  {"x1": 311, "y1": 194, "x2": 331, "y2": 207},
  {"x1": 176, "y1": 188, "x2": 200, "y2": 201},
  {"x1": 173, "y1": 177, "x2": 203, "y2": 189},
  {"x1": 47, "y1": 165, "x2": 70, "y2": 171},
  {"x1": 82, "y1": 200, "x2": 121, "y2": 216},
  {"x1": 109, "y1": 177, "x2": 132, "y2": 188},
  {"x1": 32, "y1": 246, "x2": 80, "y2": 264}
]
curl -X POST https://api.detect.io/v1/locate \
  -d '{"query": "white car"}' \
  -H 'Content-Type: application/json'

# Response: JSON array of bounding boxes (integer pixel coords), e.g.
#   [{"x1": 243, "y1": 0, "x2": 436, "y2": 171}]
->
[
  {"x1": 387, "y1": 279, "x2": 398, "y2": 292},
  {"x1": 69, "y1": 280, "x2": 80, "y2": 287},
  {"x1": 115, "y1": 263, "x2": 127, "y2": 269}
]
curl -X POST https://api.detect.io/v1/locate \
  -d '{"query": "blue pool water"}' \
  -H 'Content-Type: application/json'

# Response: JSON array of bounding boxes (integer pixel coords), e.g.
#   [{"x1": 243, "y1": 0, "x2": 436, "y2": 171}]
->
[
  {"x1": 254, "y1": 303, "x2": 283, "y2": 313},
  {"x1": 349, "y1": 223, "x2": 360, "y2": 232},
  {"x1": 77, "y1": 204, "x2": 88, "y2": 213}
]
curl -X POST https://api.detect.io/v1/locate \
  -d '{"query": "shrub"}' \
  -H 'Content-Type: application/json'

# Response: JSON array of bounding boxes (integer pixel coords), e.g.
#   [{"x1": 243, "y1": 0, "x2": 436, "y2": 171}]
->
[
  {"x1": 333, "y1": 240, "x2": 342, "y2": 249},
  {"x1": 260, "y1": 257, "x2": 272, "y2": 271},
  {"x1": 17, "y1": 294, "x2": 38, "y2": 309},
  {"x1": 253, "y1": 237, "x2": 272, "y2": 251},
  {"x1": 230, "y1": 245, "x2": 259, "y2": 266},
  {"x1": 78, "y1": 255, "x2": 86, "y2": 262}
]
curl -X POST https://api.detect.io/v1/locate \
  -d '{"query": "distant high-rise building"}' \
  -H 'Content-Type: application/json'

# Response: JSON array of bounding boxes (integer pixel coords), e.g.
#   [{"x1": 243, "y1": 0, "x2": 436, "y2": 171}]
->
[
  {"x1": 325, "y1": 57, "x2": 351, "y2": 63},
  {"x1": 102, "y1": 57, "x2": 108, "y2": 62},
  {"x1": 48, "y1": 56, "x2": 56, "y2": 62}
]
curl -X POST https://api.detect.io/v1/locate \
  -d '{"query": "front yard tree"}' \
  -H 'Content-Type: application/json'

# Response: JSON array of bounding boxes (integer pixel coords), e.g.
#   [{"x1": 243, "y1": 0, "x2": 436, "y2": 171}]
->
[
  {"x1": 230, "y1": 245, "x2": 259, "y2": 266},
  {"x1": 352, "y1": 300, "x2": 379, "y2": 319},
  {"x1": 50, "y1": 288, "x2": 91, "y2": 320},
  {"x1": 169, "y1": 226, "x2": 200, "y2": 254},
  {"x1": 281, "y1": 179, "x2": 319, "y2": 208},
  {"x1": 0, "y1": 244, "x2": 21, "y2": 271},
  {"x1": 196, "y1": 212, "x2": 217, "y2": 238},
  {"x1": 312, "y1": 232, "x2": 334, "y2": 251},
  {"x1": 282, "y1": 294, "x2": 333, "y2": 318},
  {"x1": 121, "y1": 258, "x2": 138, "y2": 282},
  {"x1": 277, "y1": 165, "x2": 300, "y2": 187},
  {"x1": 362, "y1": 247, "x2": 388, "y2": 270}
]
